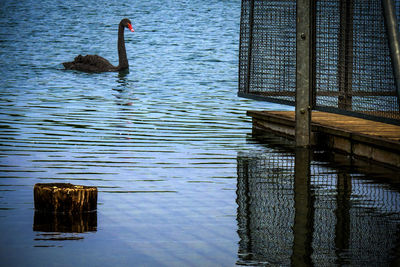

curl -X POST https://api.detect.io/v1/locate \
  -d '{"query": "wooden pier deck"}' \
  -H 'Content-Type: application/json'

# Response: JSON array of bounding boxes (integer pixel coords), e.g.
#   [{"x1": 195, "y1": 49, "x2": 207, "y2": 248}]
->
[{"x1": 247, "y1": 110, "x2": 400, "y2": 168}]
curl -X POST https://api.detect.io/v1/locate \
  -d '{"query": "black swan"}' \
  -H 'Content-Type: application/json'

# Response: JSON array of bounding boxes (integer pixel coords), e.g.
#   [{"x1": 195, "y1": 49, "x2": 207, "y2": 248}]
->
[{"x1": 63, "y1": 18, "x2": 134, "y2": 72}]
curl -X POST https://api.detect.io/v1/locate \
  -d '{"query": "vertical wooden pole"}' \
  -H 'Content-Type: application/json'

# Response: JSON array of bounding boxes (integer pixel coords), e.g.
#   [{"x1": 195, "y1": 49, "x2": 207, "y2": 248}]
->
[{"x1": 296, "y1": 0, "x2": 315, "y2": 147}]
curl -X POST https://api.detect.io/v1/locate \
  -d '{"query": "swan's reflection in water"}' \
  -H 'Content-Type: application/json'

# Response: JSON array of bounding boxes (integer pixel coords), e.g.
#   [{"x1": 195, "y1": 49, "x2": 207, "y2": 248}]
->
[
  {"x1": 33, "y1": 211, "x2": 97, "y2": 245},
  {"x1": 113, "y1": 71, "x2": 137, "y2": 107},
  {"x1": 236, "y1": 149, "x2": 400, "y2": 266}
]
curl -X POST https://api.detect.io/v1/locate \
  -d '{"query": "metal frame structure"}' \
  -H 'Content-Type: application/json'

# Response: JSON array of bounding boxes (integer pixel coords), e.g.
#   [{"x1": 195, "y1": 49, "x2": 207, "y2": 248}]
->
[
  {"x1": 383, "y1": 0, "x2": 400, "y2": 107},
  {"x1": 239, "y1": 0, "x2": 400, "y2": 145}
]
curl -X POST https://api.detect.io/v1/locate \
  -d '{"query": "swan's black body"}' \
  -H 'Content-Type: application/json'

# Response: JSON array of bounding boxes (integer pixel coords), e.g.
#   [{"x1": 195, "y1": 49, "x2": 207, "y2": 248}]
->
[{"x1": 63, "y1": 18, "x2": 133, "y2": 72}]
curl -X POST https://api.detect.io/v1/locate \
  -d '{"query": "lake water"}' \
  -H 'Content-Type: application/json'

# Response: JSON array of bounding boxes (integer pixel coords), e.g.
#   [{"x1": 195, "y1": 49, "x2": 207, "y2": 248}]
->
[{"x1": 0, "y1": 0, "x2": 399, "y2": 266}]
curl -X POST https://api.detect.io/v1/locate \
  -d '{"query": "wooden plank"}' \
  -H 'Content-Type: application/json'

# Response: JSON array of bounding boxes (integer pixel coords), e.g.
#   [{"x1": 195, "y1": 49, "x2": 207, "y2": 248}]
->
[
  {"x1": 248, "y1": 110, "x2": 400, "y2": 141},
  {"x1": 247, "y1": 110, "x2": 400, "y2": 167}
]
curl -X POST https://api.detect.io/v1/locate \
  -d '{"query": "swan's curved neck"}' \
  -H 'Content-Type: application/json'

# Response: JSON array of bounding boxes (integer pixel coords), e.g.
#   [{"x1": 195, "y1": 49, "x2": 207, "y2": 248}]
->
[{"x1": 117, "y1": 23, "x2": 128, "y2": 70}]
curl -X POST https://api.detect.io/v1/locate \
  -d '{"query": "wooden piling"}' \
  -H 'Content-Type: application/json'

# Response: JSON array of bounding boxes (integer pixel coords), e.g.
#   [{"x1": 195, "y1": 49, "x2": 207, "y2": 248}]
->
[
  {"x1": 295, "y1": 0, "x2": 315, "y2": 147},
  {"x1": 34, "y1": 183, "x2": 97, "y2": 213}
]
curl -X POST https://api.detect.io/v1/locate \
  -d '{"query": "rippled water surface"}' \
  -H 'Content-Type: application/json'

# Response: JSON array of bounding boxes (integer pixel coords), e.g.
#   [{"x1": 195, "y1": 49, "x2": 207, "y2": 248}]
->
[{"x1": 0, "y1": 0, "x2": 399, "y2": 266}]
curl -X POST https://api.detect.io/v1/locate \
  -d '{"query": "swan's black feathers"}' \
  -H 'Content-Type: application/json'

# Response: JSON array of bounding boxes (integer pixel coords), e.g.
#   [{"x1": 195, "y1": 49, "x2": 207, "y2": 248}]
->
[{"x1": 63, "y1": 55, "x2": 116, "y2": 72}]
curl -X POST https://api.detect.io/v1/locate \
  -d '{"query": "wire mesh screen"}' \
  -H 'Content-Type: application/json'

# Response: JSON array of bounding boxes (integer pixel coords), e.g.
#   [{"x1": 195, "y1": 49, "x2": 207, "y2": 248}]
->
[
  {"x1": 238, "y1": 0, "x2": 297, "y2": 105},
  {"x1": 236, "y1": 151, "x2": 400, "y2": 266},
  {"x1": 238, "y1": 0, "x2": 400, "y2": 124},
  {"x1": 315, "y1": 0, "x2": 400, "y2": 122}
]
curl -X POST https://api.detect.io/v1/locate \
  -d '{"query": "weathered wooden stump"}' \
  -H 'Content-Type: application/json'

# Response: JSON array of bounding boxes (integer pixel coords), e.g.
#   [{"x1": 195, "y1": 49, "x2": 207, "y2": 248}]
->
[{"x1": 34, "y1": 183, "x2": 97, "y2": 213}]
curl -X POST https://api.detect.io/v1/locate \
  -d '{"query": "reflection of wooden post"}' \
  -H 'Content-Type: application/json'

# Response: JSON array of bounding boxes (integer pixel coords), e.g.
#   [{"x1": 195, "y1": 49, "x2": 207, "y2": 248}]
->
[
  {"x1": 34, "y1": 183, "x2": 97, "y2": 213},
  {"x1": 291, "y1": 148, "x2": 314, "y2": 266},
  {"x1": 335, "y1": 173, "x2": 351, "y2": 257}
]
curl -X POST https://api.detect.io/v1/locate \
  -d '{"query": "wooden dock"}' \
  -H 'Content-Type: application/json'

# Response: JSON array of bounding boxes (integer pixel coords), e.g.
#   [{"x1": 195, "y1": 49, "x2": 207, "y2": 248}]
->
[{"x1": 247, "y1": 110, "x2": 400, "y2": 168}]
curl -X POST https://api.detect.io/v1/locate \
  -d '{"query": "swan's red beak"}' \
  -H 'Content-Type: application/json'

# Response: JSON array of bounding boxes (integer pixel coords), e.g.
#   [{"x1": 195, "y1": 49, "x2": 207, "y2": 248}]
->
[{"x1": 128, "y1": 23, "x2": 134, "y2": 32}]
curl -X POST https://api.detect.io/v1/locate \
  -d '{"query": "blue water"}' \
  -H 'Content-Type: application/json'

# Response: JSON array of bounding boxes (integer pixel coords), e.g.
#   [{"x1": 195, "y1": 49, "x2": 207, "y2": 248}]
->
[{"x1": 0, "y1": 0, "x2": 399, "y2": 266}]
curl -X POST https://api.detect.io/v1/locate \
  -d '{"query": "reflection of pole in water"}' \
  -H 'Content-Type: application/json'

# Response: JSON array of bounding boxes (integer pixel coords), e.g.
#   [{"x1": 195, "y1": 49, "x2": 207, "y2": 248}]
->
[
  {"x1": 335, "y1": 172, "x2": 351, "y2": 258},
  {"x1": 291, "y1": 148, "x2": 314, "y2": 266}
]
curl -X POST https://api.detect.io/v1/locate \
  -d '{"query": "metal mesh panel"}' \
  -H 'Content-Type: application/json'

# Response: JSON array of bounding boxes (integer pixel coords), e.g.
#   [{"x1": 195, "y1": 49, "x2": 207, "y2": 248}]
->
[
  {"x1": 398, "y1": 1, "x2": 400, "y2": 26},
  {"x1": 238, "y1": 0, "x2": 400, "y2": 125},
  {"x1": 238, "y1": 0, "x2": 297, "y2": 105},
  {"x1": 238, "y1": 0, "x2": 252, "y2": 95},
  {"x1": 236, "y1": 151, "x2": 400, "y2": 266},
  {"x1": 315, "y1": 0, "x2": 400, "y2": 122}
]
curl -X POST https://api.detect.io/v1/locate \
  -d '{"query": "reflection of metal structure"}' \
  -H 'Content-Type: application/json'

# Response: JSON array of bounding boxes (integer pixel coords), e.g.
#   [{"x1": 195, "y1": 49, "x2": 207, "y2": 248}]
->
[
  {"x1": 236, "y1": 150, "x2": 400, "y2": 265},
  {"x1": 237, "y1": 151, "x2": 295, "y2": 265},
  {"x1": 239, "y1": 0, "x2": 400, "y2": 125}
]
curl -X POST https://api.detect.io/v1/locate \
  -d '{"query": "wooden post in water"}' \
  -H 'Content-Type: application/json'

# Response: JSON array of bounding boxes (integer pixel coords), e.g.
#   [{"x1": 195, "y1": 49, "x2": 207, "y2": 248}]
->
[
  {"x1": 34, "y1": 183, "x2": 97, "y2": 213},
  {"x1": 295, "y1": 0, "x2": 315, "y2": 147}
]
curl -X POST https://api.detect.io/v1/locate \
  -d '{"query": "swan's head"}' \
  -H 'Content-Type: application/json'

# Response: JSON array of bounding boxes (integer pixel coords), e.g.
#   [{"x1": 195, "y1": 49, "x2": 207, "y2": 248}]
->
[{"x1": 121, "y1": 18, "x2": 134, "y2": 32}]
